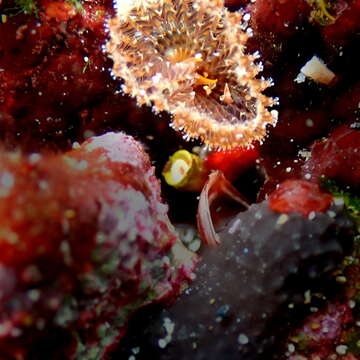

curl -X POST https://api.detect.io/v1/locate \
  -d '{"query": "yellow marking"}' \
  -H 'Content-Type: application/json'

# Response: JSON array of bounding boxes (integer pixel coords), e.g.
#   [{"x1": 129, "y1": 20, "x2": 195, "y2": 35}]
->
[
  {"x1": 195, "y1": 73, "x2": 218, "y2": 86},
  {"x1": 318, "y1": 0, "x2": 335, "y2": 21},
  {"x1": 182, "y1": 56, "x2": 203, "y2": 64}
]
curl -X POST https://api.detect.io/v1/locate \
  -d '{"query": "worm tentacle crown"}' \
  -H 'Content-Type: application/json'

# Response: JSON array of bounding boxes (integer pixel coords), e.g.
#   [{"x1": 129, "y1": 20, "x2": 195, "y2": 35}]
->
[{"x1": 107, "y1": 0, "x2": 278, "y2": 150}]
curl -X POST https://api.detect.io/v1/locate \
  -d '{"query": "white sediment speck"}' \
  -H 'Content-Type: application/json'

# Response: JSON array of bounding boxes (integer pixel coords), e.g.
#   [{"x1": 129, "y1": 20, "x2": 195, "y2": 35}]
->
[
  {"x1": 29, "y1": 153, "x2": 41, "y2": 164},
  {"x1": 158, "y1": 339, "x2": 167, "y2": 349},
  {"x1": 77, "y1": 160, "x2": 88, "y2": 170},
  {"x1": 189, "y1": 239, "x2": 201, "y2": 252},
  {"x1": 308, "y1": 211, "x2": 316, "y2": 220},
  {"x1": 238, "y1": 333, "x2": 249, "y2": 345},
  {"x1": 0, "y1": 172, "x2": 14, "y2": 188},
  {"x1": 288, "y1": 343, "x2": 295, "y2": 353},
  {"x1": 276, "y1": 214, "x2": 289, "y2": 226},
  {"x1": 157, "y1": 317, "x2": 175, "y2": 349},
  {"x1": 228, "y1": 218, "x2": 241, "y2": 234},
  {"x1": 305, "y1": 118, "x2": 314, "y2": 127},
  {"x1": 336, "y1": 345, "x2": 348, "y2": 355}
]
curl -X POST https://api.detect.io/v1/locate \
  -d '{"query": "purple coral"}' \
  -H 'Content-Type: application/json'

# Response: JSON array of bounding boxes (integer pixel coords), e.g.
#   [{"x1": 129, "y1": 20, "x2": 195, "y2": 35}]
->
[{"x1": 114, "y1": 200, "x2": 355, "y2": 359}]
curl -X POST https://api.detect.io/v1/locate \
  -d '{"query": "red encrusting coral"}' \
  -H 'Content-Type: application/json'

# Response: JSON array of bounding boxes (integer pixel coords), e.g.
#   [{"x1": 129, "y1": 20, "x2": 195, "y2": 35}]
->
[
  {"x1": 43, "y1": 0, "x2": 77, "y2": 21},
  {"x1": 269, "y1": 179, "x2": 333, "y2": 216},
  {"x1": 0, "y1": 132, "x2": 195, "y2": 359},
  {"x1": 249, "y1": 0, "x2": 311, "y2": 38},
  {"x1": 270, "y1": 107, "x2": 330, "y2": 144},
  {"x1": 302, "y1": 126, "x2": 360, "y2": 189},
  {"x1": 0, "y1": 0, "x2": 131, "y2": 152},
  {"x1": 332, "y1": 81, "x2": 360, "y2": 124},
  {"x1": 0, "y1": 0, "x2": 188, "y2": 159},
  {"x1": 321, "y1": 0, "x2": 360, "y2": 45},
  {"x1": 204, "y1": 145, "x2": 260, "y2": 181},
  {"x1": 288, "y1": 303, "x2": 355, "y2": 359}
]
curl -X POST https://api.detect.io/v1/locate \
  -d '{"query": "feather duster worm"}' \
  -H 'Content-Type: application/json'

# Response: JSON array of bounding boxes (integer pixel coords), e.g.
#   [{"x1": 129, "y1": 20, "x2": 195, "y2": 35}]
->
[{"x1": 106, "y1": 0, "x2": 278, "y2": 149}]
